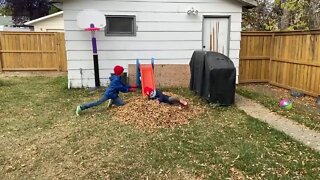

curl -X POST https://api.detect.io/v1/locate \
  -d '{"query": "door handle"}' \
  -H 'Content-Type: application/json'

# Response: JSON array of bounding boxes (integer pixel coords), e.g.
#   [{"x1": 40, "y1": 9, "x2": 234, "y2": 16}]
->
[{"x1": 203, "y1": 46, "x2": 206, "y2": 48}]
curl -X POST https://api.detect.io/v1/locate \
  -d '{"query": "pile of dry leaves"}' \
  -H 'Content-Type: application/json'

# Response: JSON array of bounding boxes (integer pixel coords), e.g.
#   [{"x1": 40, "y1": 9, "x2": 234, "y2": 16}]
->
[{"x1": 111, "y1": 92, "x2": 206, "y2": 130}]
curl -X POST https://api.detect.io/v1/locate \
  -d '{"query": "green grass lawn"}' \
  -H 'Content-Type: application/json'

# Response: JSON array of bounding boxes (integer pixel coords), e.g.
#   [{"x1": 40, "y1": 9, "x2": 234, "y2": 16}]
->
[
  {"x1": 1, "y1": 76, "x2": 320, "y2": 179},
  {"x1": 236, "y1": 86, "x2": 320, "y2": 132}
]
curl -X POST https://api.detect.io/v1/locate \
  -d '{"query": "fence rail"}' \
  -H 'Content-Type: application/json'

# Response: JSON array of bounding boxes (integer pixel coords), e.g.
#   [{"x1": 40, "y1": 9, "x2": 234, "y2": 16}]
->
[
  {"x1": 0, "y1": 31, "x2": 67, "y2": 72},
  {"x1": 239, "y1": 30, "x2": 320, "y2": 97},
  {"x1": 1, "y1": 31, "x2": 319, "y2": 96}
]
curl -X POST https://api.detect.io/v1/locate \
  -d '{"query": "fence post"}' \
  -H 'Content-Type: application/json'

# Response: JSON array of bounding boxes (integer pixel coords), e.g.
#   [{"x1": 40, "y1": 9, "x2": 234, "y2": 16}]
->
[
  {"x1": 0, "y1": 37, "x2": 2, "y2": 72},
  {"x1": 58, "y1": 33, "x2": 67, "y2": 72},
  {"x1": 268, "y1": 32, "x2": 275, "y2": 83},
  {"x1": 0, "y1": 56, "x2": 2, "y2": 72},
  {"x1": 55, "y1": 33, "x2": 61, "y2": 72}
]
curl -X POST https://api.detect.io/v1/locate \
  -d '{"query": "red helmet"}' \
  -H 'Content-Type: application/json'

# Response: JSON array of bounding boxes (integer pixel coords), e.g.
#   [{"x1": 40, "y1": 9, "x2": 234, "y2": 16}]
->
[{"x1": 144, "y1": 87, "x2": 153, "y2": 95}]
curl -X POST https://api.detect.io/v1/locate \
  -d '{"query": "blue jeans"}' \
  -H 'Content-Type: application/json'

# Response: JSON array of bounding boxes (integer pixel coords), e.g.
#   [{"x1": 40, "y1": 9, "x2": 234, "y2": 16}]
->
[{"x1": 81, "y1": 95, "x2": 124, "y2": 110}]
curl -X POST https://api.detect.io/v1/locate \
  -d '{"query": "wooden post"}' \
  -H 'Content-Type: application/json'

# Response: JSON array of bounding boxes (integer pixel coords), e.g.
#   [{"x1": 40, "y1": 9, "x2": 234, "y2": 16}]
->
[
  {"x1": 268, "y1": 32, "x2": 275, "y2": 83},
  {"x1": 56, "y1": 33, "x2": 61, "y2": 72},
  {"x1": 0, "y1": 33, "x2": 2, "y2": 72},
  {"x1": 57, "y1": 32, "x2": 67, "y2": 72},
  {"x1": 0, "y1": 56, "x2": 3, "y2": 72}
]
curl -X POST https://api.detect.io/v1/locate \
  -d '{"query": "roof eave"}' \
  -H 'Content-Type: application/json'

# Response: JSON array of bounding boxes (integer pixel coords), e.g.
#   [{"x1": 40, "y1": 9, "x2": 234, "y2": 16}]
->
[
  {"x1": 24, "y1": 11, "x2": 63, "y2": 25},
  {"x1": 52, "y1": 0, "x2": 257, "y2": 9},
  {"x1": 237, "y1": 0, "x2": 257, "y2": 8}
]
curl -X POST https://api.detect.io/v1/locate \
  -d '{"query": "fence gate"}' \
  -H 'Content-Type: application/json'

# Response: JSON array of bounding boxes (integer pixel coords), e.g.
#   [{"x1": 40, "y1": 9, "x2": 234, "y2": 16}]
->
[{"x1": 0, "y1": 32, "x2": 67, "y2": 72}]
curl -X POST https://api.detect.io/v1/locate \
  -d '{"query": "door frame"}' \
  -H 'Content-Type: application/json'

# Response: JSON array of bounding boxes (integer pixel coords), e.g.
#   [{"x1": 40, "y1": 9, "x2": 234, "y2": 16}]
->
[{"x1": 202, "y1": 15, "x2": 231, "y2": 56}]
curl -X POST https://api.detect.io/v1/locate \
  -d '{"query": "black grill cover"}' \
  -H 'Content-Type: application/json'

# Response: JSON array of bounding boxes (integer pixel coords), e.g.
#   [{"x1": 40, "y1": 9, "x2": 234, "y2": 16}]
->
[{"x1": 189, "y1": 51, "x2": 236, "y2": 105}]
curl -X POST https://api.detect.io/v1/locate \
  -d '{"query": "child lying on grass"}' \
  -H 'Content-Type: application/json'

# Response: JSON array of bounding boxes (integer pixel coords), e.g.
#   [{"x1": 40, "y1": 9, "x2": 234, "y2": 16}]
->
[{"x1": 144, "y1": 87, "x2": 188, "y2": 107}]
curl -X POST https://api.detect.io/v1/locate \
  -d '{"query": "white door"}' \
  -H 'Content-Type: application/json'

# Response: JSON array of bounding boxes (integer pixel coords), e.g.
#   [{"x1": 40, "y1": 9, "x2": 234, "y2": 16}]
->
[{"x1": 203, "y1": 17, "x2": 229, "y2": 56}]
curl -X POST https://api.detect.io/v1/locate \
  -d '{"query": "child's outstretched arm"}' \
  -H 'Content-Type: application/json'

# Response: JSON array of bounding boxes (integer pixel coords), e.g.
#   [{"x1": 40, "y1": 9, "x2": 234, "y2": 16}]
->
[{"x1": 117, "y1": 82, "x2": 138, "y2": 93}]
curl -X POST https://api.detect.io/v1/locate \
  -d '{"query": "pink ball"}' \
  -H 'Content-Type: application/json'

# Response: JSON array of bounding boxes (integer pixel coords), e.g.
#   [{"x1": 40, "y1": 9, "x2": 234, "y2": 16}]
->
[{"x1": 279, "y1": 99, "x2": 293, "y2": 110}]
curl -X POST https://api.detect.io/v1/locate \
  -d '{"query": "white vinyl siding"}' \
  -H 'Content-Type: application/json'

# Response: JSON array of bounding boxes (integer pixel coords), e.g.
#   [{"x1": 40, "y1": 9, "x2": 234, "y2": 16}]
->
[{"x1": 64, "y1": 0, "x2": 243, "y2": 87}]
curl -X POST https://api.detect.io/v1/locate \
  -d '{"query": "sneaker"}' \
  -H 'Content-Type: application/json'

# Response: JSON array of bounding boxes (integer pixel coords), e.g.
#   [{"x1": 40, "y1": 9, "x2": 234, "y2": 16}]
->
[
  {"x1": 76, "y1": 105, "x2": 82, "y2": 116},
  {"x1": 106, "y1": 99, "x2": 113, "y2": 108}
]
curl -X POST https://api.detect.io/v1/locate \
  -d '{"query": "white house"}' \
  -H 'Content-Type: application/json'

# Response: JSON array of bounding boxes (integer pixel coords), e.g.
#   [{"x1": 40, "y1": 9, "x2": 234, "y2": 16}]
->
[
  {"x1": 24, "y1": 11, "x2": 64, "y2": 32},
  {"x1": 62, "y1": 0, "x2": 256, "y2": 88}
]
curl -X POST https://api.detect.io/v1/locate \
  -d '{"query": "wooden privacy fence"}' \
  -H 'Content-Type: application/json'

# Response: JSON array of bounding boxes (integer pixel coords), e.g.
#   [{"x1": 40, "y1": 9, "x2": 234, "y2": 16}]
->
[
  {"x1": 0, "y1": 32, "x2": 67, "y2": 72},
  {"x1": 240, "y1": 30, "x2": 320, "y2": 97}
]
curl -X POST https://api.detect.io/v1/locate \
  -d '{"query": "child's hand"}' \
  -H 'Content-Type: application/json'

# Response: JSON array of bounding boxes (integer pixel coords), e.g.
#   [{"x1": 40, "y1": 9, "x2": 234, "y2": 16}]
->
[
  {"x1": 130, "y1": 84, "x2": 138, "y2": 88},
  {"x1": 179, "y1": 99, "x2": 188, "y2": 106}
]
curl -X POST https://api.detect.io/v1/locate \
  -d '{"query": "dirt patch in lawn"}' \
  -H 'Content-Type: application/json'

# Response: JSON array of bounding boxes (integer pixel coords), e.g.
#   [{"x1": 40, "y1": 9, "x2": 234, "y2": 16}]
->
[{"x1": 111, "y1": 92, "x2": 206, "y2": 131}]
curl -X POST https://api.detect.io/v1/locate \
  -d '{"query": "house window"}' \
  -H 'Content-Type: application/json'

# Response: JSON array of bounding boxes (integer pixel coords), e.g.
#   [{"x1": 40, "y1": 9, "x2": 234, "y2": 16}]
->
[{"x1": 105, "y1": 15, "x2": 136, "y2": 36}]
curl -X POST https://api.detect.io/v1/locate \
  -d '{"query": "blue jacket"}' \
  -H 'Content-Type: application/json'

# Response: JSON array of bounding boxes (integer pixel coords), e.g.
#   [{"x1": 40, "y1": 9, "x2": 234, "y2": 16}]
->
[
  {"x1": 104, "y1": 75, "x2": 130, "y2": 99},
  {"x1": 149, "y1": 89, "x2": 171, "y2": 104}
]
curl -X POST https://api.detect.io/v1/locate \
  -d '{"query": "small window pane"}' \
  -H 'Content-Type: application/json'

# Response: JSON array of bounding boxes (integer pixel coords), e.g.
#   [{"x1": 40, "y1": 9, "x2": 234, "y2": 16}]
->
[
  {"x1": 109, "y1": 18, "x2": 133, "y2": 33},
  {"x1": 105, "y1": 15, "x2": 136, "y2": 36}
]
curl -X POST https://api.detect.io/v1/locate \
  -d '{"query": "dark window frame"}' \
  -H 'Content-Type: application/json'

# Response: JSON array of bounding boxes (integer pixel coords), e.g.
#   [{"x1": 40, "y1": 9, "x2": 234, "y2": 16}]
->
[{"x1": 105, "y1": 15, "x2": 136, "y2": 36}]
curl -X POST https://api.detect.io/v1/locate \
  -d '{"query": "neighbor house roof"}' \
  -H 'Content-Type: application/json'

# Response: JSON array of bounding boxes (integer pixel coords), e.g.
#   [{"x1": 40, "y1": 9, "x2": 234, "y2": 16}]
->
[
  {"x1": 24, "y1": 11, "x2": 63, "y2": 25},
  {"x1": 236, "y1": 0, "x2": 257, "y2": 7},
  {"x1": 0, "y1": 16, "x2": 13, "y2": 26},
  {"x1": 52, "y1": 0, "x2": 257, "y2": 8},
  {"x1": 49, "y1": 0, "x2": 63, "y2": 10}
]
